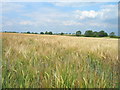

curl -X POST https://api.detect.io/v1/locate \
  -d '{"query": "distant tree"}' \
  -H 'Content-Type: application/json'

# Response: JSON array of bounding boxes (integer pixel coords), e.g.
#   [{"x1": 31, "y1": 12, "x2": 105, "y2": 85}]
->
[
  {"x1": 60, "y1": 32, "x2": 64, "y2": 35},
  {"x1": 27, "y1": 31, "x2": 30, "y2": 34},
  {"x1": 4, "y1": 31, "x2": 17, "y2": 33},
  {"x1": 32, "y1": 32, "x2": 35, "y2": 34},
  {"x1": 54, "y1": 33, "x2": 57, "y2": 35},
  {"x1": 40, "y1": 32, "x2": 44, "y2": 34},
  {"x1": 44, "y1": 31, "x2": 53, "y2": 35},
  {"x1": 98, "y1": 30, "x2": 108, "y2": 37},
  {"x1": 104, "y1": 32, "x2": 108, "y2": 37},
  {"x1": 109, "y1": 32, "x2": 115, "y2": 38},
  {"x1": 72, "y1": 33, "x2": 75, "y2": 35},
  {"x1": 65, "y1": 33, "x2": 68, "y2": 34},
  {"x1": 45, "y1": 31, "x2": 48, "y2": 34},
  {"x1": 49, "y1": 31, "x2": 53, "y2": 35},
  {"x1": 84, "y1": 30, "x2": 94, "y2": 37},
  {"x1": 93, "y1": 31, "x2": 99, "y2": 37},
  {"x1": 34, "y1": 32, "x2": 38, "y2": 34},
  {"x1": 76, "y1": 31, "x2": 81, "y2": 36}
]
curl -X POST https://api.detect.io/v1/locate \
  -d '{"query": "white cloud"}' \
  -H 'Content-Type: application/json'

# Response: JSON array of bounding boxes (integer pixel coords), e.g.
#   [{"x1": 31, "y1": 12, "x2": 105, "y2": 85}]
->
[
  {"x1": 99, "y1": 4, "x2": 118, "y2": 19},
  {"x1": 19, "y1": 21, "x2": 33, "y2": 25},
  {"x1": 75, "y1": 10, "x2": 98, "y2": 19},
  {"x1": 21, "y1": 7, "x2": 70, "y2": 26},
  {"x1": 63, "y1": 21, "x2": 83, "y2": 26},
  {"x1": 2, "y1": 2, "x2": 25, "y2": 13},
  {"x1": 74, "y1": 4, "x2": 118, "y2": 20}
]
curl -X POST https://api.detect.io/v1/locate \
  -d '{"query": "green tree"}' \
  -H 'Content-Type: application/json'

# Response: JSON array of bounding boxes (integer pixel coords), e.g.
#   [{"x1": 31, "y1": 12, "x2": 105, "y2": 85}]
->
[
  {"x1": 109, "y1": 32, "x2": 115, "y2": 38},
  {"x1": 76, "y1": 31, "x2": 81, "y2": 36},
  {"x1": 93, "y1": 31, "x2": 99, "y2": 37},
  {"x1": 27, "y1": 31, "x2": 30, "y2": 34},
  {"x1": 45, "y1": 31, "x2": 48, "y2": 34},
  {"x1": 60, "y1": 32, "x2": 64, "y2": 35},
  {"x1": 98, "y1": 30, "x2": 108, "y2": 37},
  {"x1": 84, "y1": 30, "x2": 93, "y2": 37},
  {"x1": 40, "y1": 32, "x2": 44, "y2": 34},
  {"x1": 34, "y1": 32, "x2": 38, "y2": 34},
  {"x1": 49, "y1": 31, "x2": 53, "y2": 35},
  {"x1": 31, "y1": 32, "x2": 35, "y2": 34}
]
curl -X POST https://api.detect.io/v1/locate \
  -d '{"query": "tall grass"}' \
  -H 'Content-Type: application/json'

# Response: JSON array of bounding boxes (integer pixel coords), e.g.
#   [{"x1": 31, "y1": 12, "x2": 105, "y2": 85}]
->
[{"x1": 2, "y1": 33, "x2": 119, "y2": 88}]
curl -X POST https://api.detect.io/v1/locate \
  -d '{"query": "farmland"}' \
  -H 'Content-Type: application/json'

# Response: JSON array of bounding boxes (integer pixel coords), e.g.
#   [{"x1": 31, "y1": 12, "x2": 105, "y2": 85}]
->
[{"x1": 2, "y1": 33, "x2": 119, "y2": 88}]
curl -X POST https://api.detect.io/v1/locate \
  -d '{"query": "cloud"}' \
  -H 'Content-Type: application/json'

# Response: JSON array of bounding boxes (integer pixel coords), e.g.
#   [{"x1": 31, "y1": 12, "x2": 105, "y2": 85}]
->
[
  {"x1": 21, "y1": 7, "x2": 70, "y2": 26},
  {"x1": 2, "y1": 2, "x2": 25, "y2": 13},
  {"x1": 63, "y1": 21, "x2": 83, "y2": 26},
  {"x1": 72, "y1": 4, "x2": 118, "y2": 32},
  {"x1": 74, "y1": 10, "x2": 98, "y2": 19},
  {"x1": 19, "y1": 21, "x2": 33, "y2": 25},
  {"x1": 74, "y1": 4, "x2": 118, "y2": 20},
  {"x1": 100, "y1": 4, "x2": 118, "y2": 19}
]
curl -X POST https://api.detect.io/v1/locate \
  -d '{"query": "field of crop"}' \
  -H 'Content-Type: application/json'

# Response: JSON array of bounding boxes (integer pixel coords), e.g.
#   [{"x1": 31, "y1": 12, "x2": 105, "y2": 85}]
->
[{"x1": 2, "y1": 33, "x2": 119, "y2": 88}]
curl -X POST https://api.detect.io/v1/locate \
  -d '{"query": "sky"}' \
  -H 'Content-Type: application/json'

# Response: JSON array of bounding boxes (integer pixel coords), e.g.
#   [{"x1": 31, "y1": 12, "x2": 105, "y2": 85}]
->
[{"x1": 1, "y1": 2, "x2": 118, "y2": 35}]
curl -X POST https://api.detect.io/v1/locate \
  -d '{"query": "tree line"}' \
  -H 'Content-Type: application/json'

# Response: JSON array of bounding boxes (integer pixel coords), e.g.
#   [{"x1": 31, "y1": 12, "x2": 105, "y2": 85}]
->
[
  {"x1": 76, "y1": 30, "x2": 117, "y2": 38},
  {"x1": 3, "y1": 30, "x2": 119, "y2": 38}
]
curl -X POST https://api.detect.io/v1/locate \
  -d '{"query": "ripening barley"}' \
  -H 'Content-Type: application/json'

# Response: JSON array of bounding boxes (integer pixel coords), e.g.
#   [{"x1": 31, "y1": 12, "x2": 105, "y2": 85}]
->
[{"x1": 2, "y1": 33, "x2": 119, "y2": 88}]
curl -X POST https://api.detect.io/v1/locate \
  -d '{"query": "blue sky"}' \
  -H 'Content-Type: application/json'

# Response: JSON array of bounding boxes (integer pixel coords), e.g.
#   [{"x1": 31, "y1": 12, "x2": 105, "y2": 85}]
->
[{"x1": 2, "y1": 2, "x2": 118, "y2": 35}]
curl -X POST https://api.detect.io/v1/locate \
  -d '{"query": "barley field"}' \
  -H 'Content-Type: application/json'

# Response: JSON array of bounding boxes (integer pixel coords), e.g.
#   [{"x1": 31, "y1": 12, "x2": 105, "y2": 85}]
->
[{"x1": 1, "y1": 33, "x2": 119, "y2": 88}]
